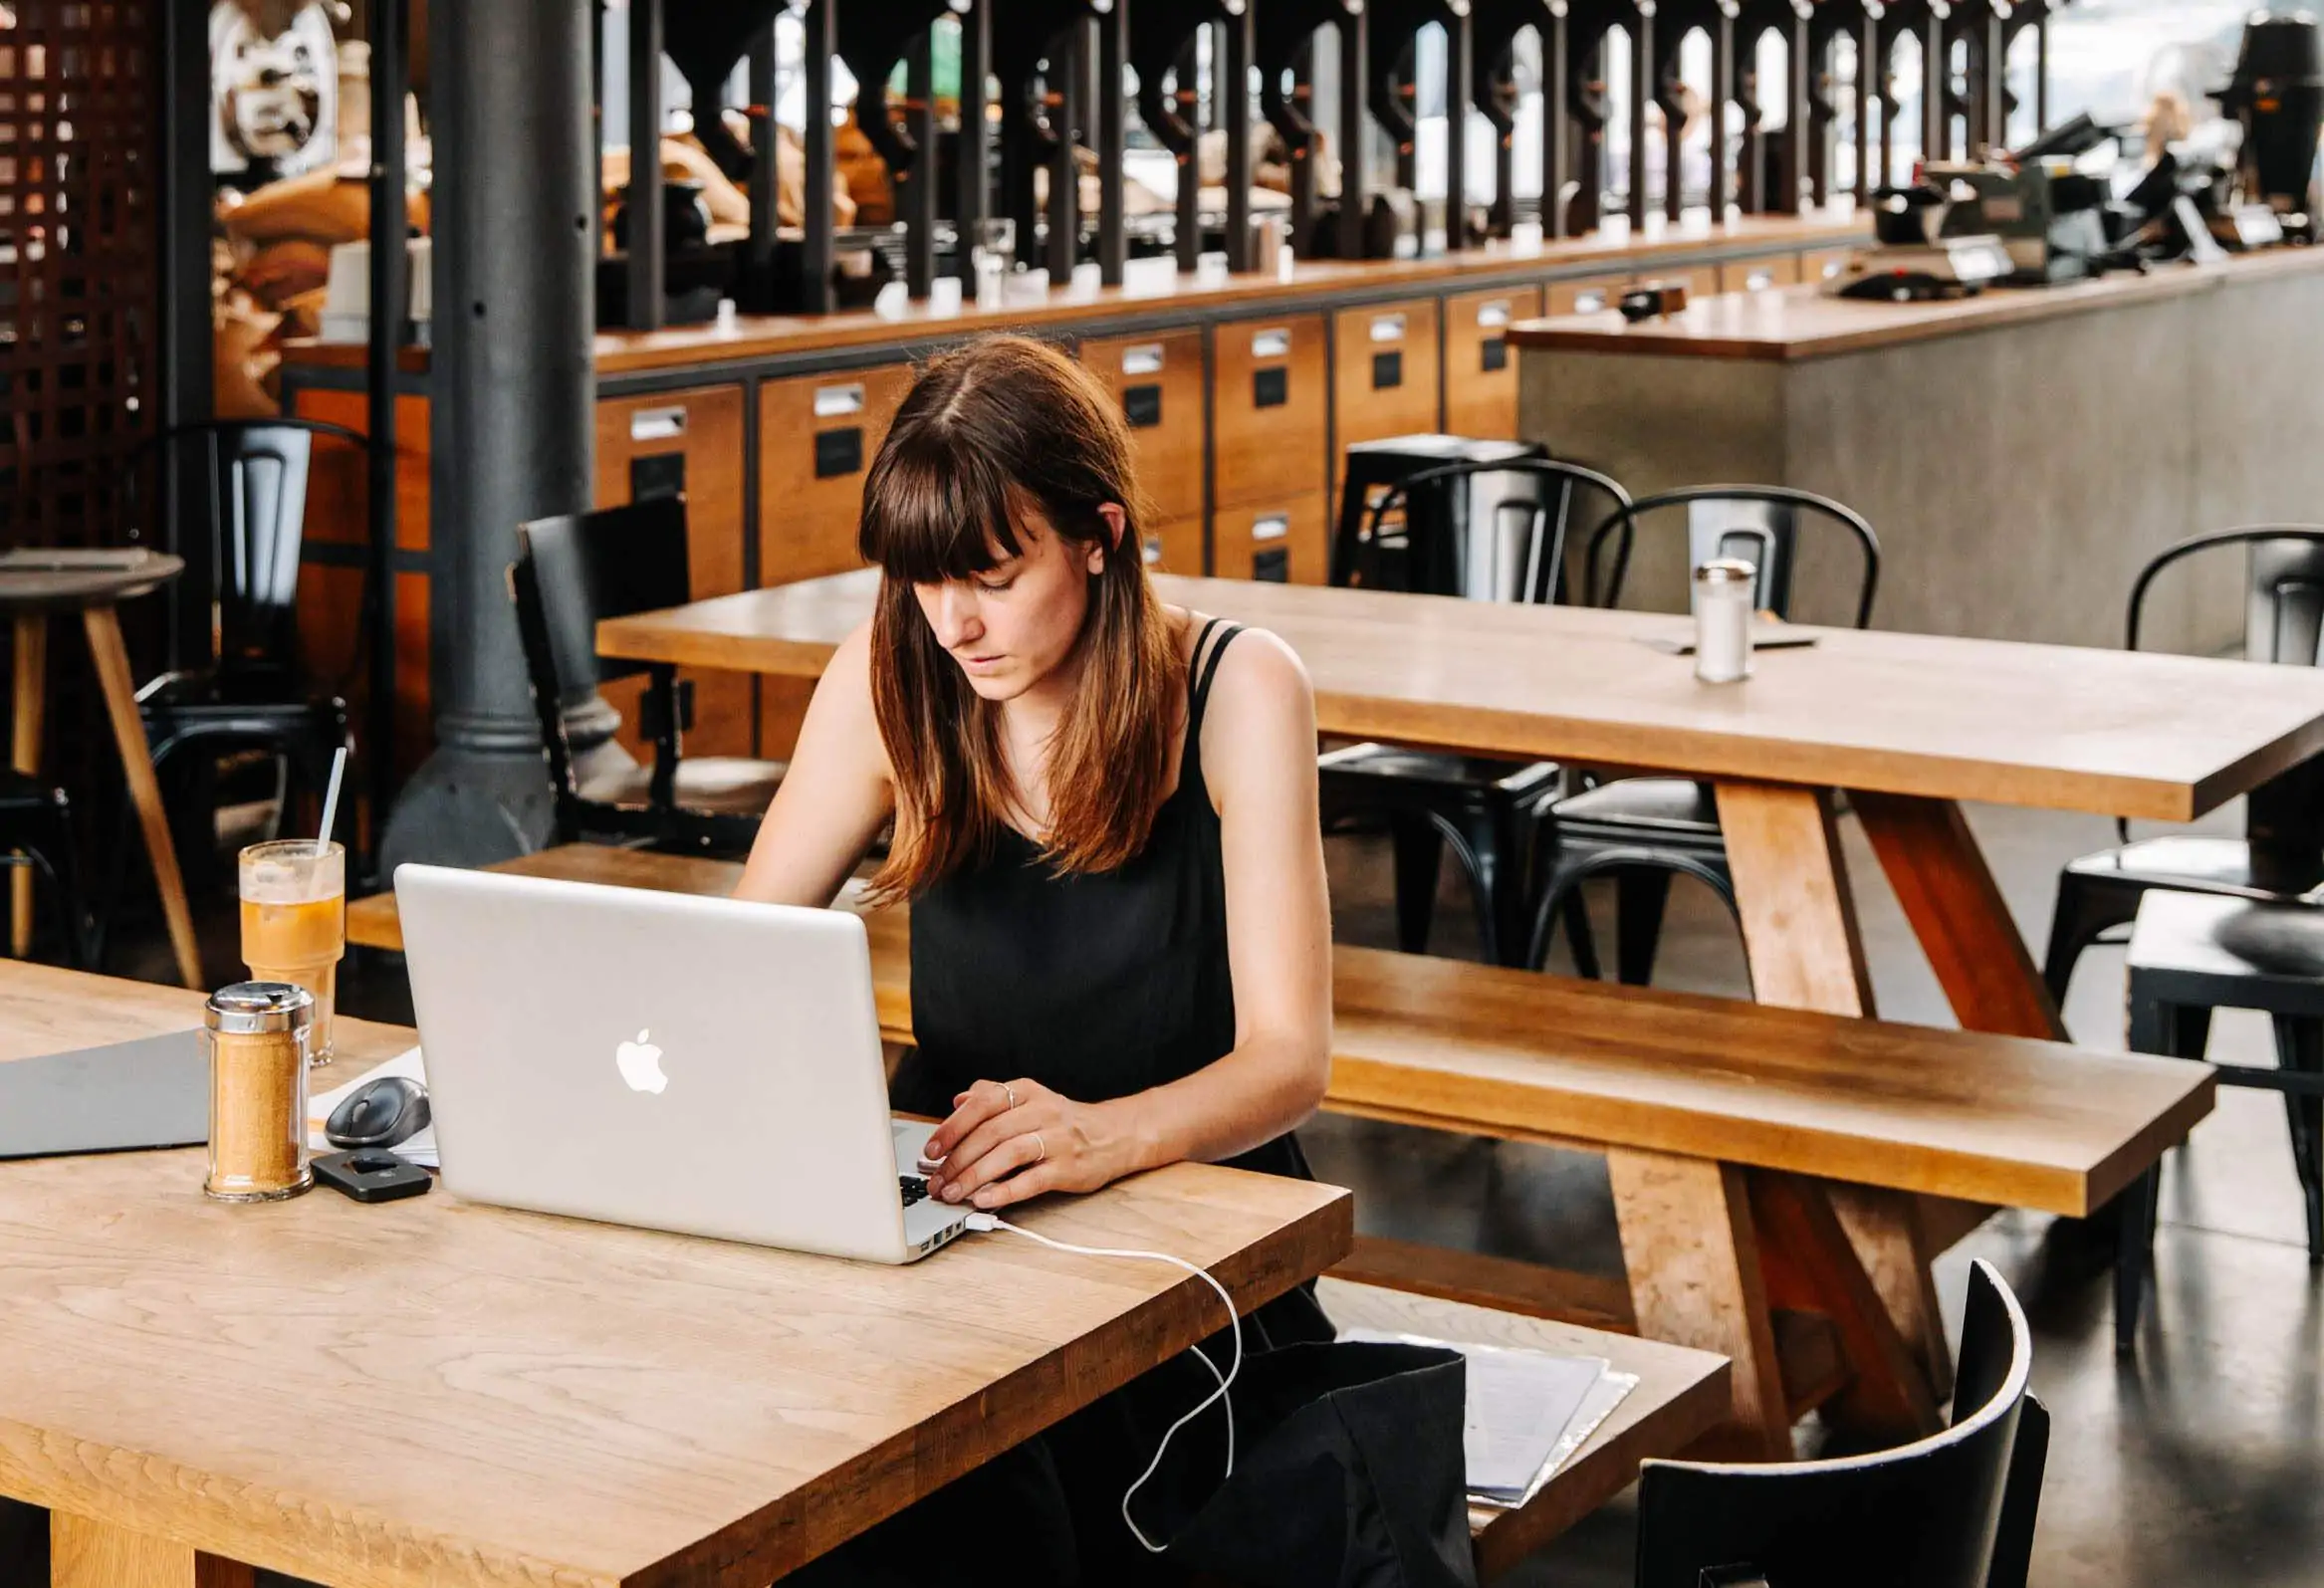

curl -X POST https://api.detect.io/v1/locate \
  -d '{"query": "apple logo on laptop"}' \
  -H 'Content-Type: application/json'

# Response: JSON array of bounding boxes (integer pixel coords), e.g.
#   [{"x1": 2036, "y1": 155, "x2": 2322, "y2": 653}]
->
[{"x1": 615, "y1": 1028, "x2": 668, "y2": 1094}]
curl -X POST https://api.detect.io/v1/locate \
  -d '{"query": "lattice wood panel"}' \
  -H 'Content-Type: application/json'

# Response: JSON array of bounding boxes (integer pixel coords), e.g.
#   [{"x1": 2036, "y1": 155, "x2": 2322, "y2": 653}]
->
[{"x1": 1, "y1": 0, "x2": 160, "y2": 550}]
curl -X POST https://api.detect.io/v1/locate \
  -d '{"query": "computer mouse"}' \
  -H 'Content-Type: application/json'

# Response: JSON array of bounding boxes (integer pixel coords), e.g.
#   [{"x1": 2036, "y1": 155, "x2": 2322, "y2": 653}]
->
[{"x1": 325, "y1": 1075, "x2": 430, "y2": 1150}]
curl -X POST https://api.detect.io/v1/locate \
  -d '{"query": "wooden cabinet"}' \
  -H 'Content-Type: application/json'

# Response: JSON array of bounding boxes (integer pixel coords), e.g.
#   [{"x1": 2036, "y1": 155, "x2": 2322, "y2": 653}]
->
[
  {"x1": 1443, "y1": 285, "x2": 1543, "y2": 439},
  {"x1": 756, "y1": 363, "x2": 914, "y2": 755},
  {"x1": 1331, "y1": 297, "x2": 1442, "y2": 467},
  {"x1": 1081, "y1": 329, "x2": 1205, "y2": 523},
  {"x1": 1213, "y1": 492, "x2": 1328, "y2": 585},
  {"x1": 594, "y1": 385, "x2": 752, "y2": 760},
  {"x1": 1546, "y1": 275, "x2": 1630, "y2": 316},
  {"x1": 1213, "y1": 314, "x2": 1328, "y2": 510},
  {"x1": 758, "y1": 363, "x2": 916, "y2": 587},
  {"x1": 1800, "y1": 247, "x2": 1852, "y2": 286},
  {"x1": 1723, "y1": 254, "x2": 1803, "y2": 294},
  {"x1": 1633, "y1": 264, "x2": 1724, "y2": 304},
  {"x1": 1141, "y1": 513, "x2": 1208, "y2": 575}
]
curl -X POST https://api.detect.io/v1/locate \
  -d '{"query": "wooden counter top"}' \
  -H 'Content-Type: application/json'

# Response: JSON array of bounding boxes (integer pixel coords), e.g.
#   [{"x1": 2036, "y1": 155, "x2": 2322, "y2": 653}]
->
[
  {"x1": 1507, "y1": 243, "x2": 2324, "y2": 361},
  {"x1": 281, "y1": 211, "x2": 1866, "y2": 377}
]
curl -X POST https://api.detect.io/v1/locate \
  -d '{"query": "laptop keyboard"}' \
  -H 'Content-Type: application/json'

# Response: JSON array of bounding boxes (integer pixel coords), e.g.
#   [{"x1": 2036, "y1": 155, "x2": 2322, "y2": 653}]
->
[{"x1": 899, "y1": 1175, "x2": 929, "y2": 1208}]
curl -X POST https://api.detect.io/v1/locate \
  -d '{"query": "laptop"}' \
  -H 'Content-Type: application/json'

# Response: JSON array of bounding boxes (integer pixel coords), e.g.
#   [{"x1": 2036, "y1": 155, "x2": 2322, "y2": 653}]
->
[{"x1": 392, "y1": 864, "x2": 971, "y2": 1262}]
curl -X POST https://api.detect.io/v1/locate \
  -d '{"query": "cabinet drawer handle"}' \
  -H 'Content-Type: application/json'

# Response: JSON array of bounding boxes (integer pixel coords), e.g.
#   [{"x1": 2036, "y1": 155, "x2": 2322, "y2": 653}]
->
[
  {"x1": 1252, "y1": 513, "x2": 1290, "y2": 543},
  {"x1": 1573, "y1": 289, "x2": 1608, "y2": 314},
  {"x1": 1745, "y1": 268, "x2": 1775, "y2": 292},
  {"x1": 1477, "y1": 300, "x2": 1511, "y2": 329},
  {"x1": 629, "y1": 406, "x2": 686, "y2": 442},
  {"x1": 1251, "y1": 327, "x2": 1290, "y2": 358},
  {"x1": 813, "y1": 382, "x2": 866, "y2": 418},
  {"x1": 1122, "y1": 342, "x2": 1165, "y2": 375},
  {"x1": 1368, "y1": 312, "x2": 1406, "y2": 343}
]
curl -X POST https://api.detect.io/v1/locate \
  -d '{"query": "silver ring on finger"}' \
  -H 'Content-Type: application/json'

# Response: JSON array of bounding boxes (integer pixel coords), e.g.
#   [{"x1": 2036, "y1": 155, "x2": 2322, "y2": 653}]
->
[
  {"x1": 1033, "y1": 1132, "x2": 1047, "y2": 1164},
  {"x1": 1003, "y1": 1082, "x2": 1020, "y2": 1110}
]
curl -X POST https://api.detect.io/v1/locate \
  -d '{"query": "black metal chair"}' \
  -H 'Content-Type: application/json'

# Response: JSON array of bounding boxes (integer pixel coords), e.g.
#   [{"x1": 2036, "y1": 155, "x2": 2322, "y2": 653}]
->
[
  {"x1": 510, "y1": 499, "x2": 785, "y2": 855},
  {"x1": 1328, "y1": 433, "x2": 1545, "y2": 589},
  {"x1": 2045, "y1": 527, "x2": 2324, "y2": 1007},
  {"x1": 2, "y1": 771, "x2": 88, "y2": 968},
  {"x1": 1319, "y1": 454, "x2": 1629, "y2": 969},
  {"x1": 107, "y1": 419, "x2": 364, "y2": 930},
  {"x1": 2122, "y1": 891, "x2": 2324, "y2": 1294},
  {"x1": 1528, "y1": 486, "x2": 1882, "y2": 983},
  {"x1": 1635, "y1": 1259, "x2": 2049, "y2": 1588}
]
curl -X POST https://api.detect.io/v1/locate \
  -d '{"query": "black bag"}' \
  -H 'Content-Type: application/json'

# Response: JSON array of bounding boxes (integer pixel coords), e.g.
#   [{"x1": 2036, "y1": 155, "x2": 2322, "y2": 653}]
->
[{"x1": 1150, "y1": 1340, "x2": 1480, "y2": 1588}]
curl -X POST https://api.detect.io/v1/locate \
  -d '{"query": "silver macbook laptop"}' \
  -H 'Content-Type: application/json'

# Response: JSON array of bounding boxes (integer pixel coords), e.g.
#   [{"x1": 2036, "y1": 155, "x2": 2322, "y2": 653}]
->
[{"x1": 392, "y1": 864, "x2": 970, "y2": 1262}]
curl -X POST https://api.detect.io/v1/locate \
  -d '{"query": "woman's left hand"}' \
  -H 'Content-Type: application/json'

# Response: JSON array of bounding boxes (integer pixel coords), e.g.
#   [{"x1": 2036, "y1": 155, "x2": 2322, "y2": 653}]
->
[{"x1": 921, "y1": 1077, "x2": 1144, "y2": 1212}]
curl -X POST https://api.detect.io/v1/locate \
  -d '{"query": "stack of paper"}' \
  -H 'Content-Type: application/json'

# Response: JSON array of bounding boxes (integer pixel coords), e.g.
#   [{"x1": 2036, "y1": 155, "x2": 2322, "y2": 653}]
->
[
  {"x1": 1341, "y1": 1327, "x2": 1640, "y2": 1509},
  {"x1": 308, "y1": 1046, "x2": 437, "y2": 1167}
]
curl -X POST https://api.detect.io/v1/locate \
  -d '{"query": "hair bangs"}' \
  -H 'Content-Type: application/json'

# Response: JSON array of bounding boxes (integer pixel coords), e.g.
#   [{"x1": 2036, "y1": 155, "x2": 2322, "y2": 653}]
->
[{"x1": 859, "y1": 431, "x2": 1026, "y2": 585}]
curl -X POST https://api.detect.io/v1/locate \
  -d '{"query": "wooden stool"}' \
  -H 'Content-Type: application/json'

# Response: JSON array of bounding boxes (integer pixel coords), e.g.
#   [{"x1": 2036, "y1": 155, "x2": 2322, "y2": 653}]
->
[{"x1": 1, "y1": 551, "x2": 201, "y2": 989}]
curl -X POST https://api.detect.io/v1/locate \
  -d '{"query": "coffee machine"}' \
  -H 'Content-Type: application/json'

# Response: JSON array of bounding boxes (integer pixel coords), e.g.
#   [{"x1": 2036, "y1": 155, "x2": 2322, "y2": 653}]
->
[{"x1": 2216, "y1": 11, "x2": 2324, "y2": 234}]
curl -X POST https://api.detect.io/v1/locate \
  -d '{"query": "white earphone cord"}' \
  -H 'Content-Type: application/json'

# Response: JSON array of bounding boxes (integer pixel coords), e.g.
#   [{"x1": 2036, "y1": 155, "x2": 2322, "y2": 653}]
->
[{"x1": 966, "y1": 1213, "x2": 1240, "y2": 1554}]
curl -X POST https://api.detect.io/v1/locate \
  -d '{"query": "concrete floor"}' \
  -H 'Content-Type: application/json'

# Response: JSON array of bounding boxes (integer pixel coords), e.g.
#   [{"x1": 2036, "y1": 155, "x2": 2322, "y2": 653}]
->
[{"x1": 83, "y1": 795, "x2": 2324, "y2": 1587}]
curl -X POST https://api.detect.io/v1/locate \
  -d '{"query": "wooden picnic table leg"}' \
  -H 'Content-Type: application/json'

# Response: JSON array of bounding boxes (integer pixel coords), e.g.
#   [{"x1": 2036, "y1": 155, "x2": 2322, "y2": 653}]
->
[
  {"x1": 1712, "y1": 779, "x2": 1950, "y2": 1430},
  {"x1": 83, "y1": 604, "x2": 203, "y2": 990},
  {"x1": 1606, "y1": 1147, "x2": 1792, "y2": 1460},
  {"x1": 1849, "y1": 790, "x2": 2068, "y2": 1041},
  {"x1": 11, "y1": 612, "x2": 45, "y2": 958},
  {"x1": 51, "y1": 1509, "x2": 253, "y2": 1588}
]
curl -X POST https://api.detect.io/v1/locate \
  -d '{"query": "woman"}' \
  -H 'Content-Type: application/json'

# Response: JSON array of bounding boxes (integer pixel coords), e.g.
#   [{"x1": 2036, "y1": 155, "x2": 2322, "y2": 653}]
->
[
  {"x1": 735, "y1": 335, "x2": 1335, "y2": 1580},
  {"x1": 737, "y1": 334, "x2": 1330, "y2": 1210}
]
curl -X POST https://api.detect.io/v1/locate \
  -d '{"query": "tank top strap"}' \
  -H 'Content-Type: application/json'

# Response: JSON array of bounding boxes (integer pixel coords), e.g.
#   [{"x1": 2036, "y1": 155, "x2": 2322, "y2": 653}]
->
[{"x1": 1189, "y1": 619, "x2": 1246, "y2": 737}]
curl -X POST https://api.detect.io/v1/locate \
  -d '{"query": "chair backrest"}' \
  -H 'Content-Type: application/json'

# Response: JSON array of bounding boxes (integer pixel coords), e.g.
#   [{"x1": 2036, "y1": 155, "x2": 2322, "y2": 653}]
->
[
  {"x1": 153, "y1": 418, "x2": 366, "y2": 672},
  {"x1": 514, "y1": 498, "x2": 695, "y2": 699},
  {"x1": 1585, "y1": 485, "x2": 1883, "y2": 629},
  {"x1": 1347, "y1": 457, "x2": 1633, "y2": 605},
  {"x1": 1634, "y1": 1259, "x2": 2046, "y2": 1588},
  {"x1": 2126, "y1": 526, "x2": 2324, "y2": 665}
]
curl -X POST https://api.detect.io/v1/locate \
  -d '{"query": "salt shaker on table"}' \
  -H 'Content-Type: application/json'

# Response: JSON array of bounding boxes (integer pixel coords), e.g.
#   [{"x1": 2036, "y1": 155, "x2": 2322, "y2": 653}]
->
[
  {"x1": 204, "y1": 982, "x2": 316, "y2": 1202},
  {"x1": 1692, "y1": 559, "x2": 1757, "y2": 684}
]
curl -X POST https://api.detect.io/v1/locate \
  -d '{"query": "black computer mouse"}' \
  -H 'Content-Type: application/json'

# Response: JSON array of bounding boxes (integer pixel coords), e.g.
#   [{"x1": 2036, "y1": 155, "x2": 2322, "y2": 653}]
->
[{"x1": 325, "y1": 1075, "x2": 430, "y2": 1150}]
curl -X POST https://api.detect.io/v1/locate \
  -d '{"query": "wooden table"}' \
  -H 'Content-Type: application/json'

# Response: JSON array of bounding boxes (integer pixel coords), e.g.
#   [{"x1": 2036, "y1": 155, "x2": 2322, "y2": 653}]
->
[
  {"x1": 598, "y1": 569, "x2": 2324, "y2": 1422},
  {"x1": 0, "y1": 961, "x2": 1352, "y2": 1587},
  {"x1": 2, "y1": 552, "x2": 200, "y2": 988}
]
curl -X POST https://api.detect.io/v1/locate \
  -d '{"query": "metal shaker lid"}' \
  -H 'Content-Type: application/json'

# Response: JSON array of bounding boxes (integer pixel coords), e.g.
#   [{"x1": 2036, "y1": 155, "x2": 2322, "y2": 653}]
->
[
  {"x1": 205, "y1": 982, "x2": 316, "y2": 1034},
  {"x1": 1694, "y1": 558, "x2": 1758, "y2": 583}
]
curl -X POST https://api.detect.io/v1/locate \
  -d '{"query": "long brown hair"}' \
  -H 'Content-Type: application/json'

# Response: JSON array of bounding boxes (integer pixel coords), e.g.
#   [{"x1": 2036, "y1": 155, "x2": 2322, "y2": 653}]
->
[{"x1": 857, "y1": 335, "x2": 1180, "y2": 900}]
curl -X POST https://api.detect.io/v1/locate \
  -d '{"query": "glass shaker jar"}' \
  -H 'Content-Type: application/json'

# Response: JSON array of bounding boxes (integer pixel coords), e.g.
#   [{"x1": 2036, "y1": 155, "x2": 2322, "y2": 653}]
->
[
  {"x1": 204, "y1": 982, "x2": 316, "y2": 1202},
  {"x1": 1693, "y1": 558, "x2": 1757, "y2": 683}
]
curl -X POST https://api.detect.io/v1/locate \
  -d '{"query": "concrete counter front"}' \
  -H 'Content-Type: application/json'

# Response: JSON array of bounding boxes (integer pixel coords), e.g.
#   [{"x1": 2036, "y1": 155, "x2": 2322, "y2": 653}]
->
[{"x1": 1511, "y1": 248, "x2": 2324, "y2": 650}]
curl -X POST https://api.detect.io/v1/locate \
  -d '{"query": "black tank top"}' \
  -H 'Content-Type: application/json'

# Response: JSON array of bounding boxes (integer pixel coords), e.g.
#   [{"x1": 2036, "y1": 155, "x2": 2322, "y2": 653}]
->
[{"x1": 893, "y1": 617, "x2": 1310, "y2": 1183}]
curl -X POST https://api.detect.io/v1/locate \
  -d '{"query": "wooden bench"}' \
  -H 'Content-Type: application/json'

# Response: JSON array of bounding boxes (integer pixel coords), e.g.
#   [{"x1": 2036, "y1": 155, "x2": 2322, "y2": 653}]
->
[{"x1": 349, "y1": 844, "x2": 2214, "y2": 1458}]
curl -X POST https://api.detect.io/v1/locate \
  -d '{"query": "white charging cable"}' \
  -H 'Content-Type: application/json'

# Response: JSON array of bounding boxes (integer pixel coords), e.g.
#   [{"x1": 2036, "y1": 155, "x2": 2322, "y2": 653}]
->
[{"x1": 964, "y1": 1210, "x2": 1241, "y2": 1553}]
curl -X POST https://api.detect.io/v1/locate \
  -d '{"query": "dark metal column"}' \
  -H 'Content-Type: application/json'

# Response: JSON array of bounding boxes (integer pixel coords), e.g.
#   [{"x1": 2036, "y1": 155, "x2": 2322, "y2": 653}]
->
[
  {"x1": 1921, "y1": 8, "x2": 1945, "y2": 166},
  {"x1": 378, "y1": 0, "x2": 597, "y2": 870},
  {"x1": 625, "y1": 0, "x2": 666, "y2": 330},
  {"x1": 1444, "y1": 7, "x2": 1471, "y2": 249},
  {"x1": 1788, "y1": 0, "x2": 1810, "y2": 212},
  {"x1": 1628, "y1": 6, "x2": 1652, "y2": 227},
  {"x1": 803, "y1": 0, "x2": 837, "y2": 315},
  {"x1": 1860, "y1": 9, "x2": 1880, "y2": 203},
  {"x1": 1338, "y1": 6, "x2": 1371, "y2": 258},
  {"x1": 904, "y1": 29, "x2": 939, "y2": 297},
  {"x1": 1545, "y1": 2, "x2": 1571, "y2": 235},
  {"x1": 1224, "y1": 2, "x2": 1255, "y2": 270},
  {"x1": 365, "y1": 0, "x2": 409, "y2": 849},
  {"x1": 956, "y1": 0, "x2": 994, "y2": 282},
  {"x1": 1046, "y1": 26, "x2": 1084, "y2": 280},
  {"x1": 1981, "y1": 5, "x2": 2006, "y2": 150},
  {"x1": 2035, "y1": 13, "x2": 2048, "y2": 129},
  {"x1": 1711, "y1": 0, "x2": 1736, "y2": 219},
  {"x1": 747, "y1": 23, "x2": 780, "y2": 284},
  {"x1": 1100, "y1": 2, "x2": 1129, "y2": 284}
]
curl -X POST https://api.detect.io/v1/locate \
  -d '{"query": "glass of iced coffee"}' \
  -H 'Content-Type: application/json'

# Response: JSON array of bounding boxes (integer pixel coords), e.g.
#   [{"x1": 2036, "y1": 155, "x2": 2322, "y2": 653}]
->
[{"x1": 238, "y1": 839, "x2": 347, "y2": 1065}]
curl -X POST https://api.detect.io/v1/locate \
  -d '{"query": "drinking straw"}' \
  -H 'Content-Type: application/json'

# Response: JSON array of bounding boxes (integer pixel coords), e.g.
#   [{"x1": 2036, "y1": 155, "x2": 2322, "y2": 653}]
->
[{"x1": 316, "y1": 746, "x2": 349, "y2": 857}]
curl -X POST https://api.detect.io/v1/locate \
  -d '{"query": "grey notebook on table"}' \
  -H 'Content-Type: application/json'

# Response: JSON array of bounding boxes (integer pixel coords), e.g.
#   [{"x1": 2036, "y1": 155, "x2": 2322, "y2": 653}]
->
[{"x1": 0, "y1": 1029, "x2": 209, "y2": 1159}]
